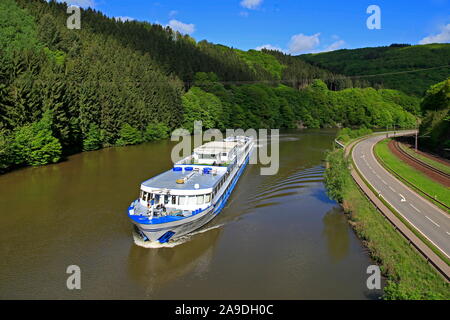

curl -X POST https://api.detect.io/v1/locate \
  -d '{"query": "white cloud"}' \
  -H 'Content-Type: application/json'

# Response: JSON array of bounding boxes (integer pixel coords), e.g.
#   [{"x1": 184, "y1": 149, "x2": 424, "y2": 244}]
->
[
  {"x1": 256, "y1": 34, "x2": 346, "y2": 55},
  {"x1": 255, "y1": 44, "x2": 285, "y2": 53},
  {"x1": 288, "y1": 33, "x2": 320, "y2": 54},
  {"x1": 240, "y1": 0, "x2": 263, "y2": 10},
  {"x1": 419, "y1": 24, "x2": 450, "y2": 44},
  {"x1": 168, "y1": 19, "x2": 195, "y2": 35},
  {"x1": 169, "y1": 10, "x2": 178, "y2": 17},
  {"x1": 323, "y1": 39, "x2": 346, "y2": 52},
  {"x1": 115, "y1": 16, "x2": 135, "y2": 22}
]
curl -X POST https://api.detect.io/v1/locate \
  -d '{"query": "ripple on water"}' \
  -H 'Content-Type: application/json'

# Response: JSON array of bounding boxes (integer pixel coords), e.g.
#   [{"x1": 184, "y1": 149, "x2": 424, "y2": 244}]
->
[{"x1": 247, "y1": 165, "x2": 324, "y2": 204}]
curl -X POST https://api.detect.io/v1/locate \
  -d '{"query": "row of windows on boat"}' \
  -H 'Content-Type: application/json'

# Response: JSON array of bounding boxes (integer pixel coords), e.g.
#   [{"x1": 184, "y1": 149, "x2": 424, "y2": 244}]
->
[
  {"x1": 140, "y1": 164, "x2": 238, "y2": 206},
  {"x1": 212, "y1": 160, "x2": 238, "y2": 194},
  {"x1": 141, "y1": 192, "x2": 212, "y2": 206}
]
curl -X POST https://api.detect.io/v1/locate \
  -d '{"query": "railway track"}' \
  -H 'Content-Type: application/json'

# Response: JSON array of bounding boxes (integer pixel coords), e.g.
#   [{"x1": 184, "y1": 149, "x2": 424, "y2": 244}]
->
[{"x1": 393, "y1": 140, "x2": 450, "y2": 181}]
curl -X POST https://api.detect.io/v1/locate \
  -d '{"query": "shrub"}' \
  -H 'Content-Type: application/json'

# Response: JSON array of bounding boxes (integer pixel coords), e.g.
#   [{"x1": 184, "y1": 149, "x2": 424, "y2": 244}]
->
[
  {"x1": 11, "y1": 111, "x2": 62, "y2": 166},
  {"x1": 116, "y1": 123, "x2": 142, "y2": 146},
  {"x1": 337, "y1": 127, "x2": 373, "y2": 144},
  {"x1": 83, "y1": 123, "x2": 102, "y2": 151},
  {"x1": 324, "y1": 149, "x2": 348, "y2": 203},
  {"x1": 144, "y1": 123, "x2": 169, "y2": 142}
]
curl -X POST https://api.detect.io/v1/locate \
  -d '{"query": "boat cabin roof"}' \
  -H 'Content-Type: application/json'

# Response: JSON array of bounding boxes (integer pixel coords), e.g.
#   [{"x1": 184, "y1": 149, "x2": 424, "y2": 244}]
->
[
  {"x1": 141, "y1": 167, "x2": 224, "y2": 191},
  {"x1": 194, "y1": 141, "x2": 238, "y2": 154}
]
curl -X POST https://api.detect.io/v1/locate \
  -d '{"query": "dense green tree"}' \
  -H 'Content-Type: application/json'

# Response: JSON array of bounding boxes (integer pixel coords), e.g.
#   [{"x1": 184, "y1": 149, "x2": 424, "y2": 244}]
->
[
  {"x1": 300, "y1": 44, "x2": 450, "y2": 96},
  {"x1": 0, "y1": 0, "x2": 422, "y2": 173},
  {"x1": 83, "y1": 123, "x2": 102, "y2": 151},
  {"x1": 0, "y1": 129, "x2": 13, "y2": 171},
  {"x1": 324, "y1": 150, "x2": 348, "y2": 203},
  {"x1": 116, "y1": 124, "x2": 142, "y2": 146},
  {"x1": 144, "y1": 123, "x2": 170, "y2": 142},
  {"x1": 182, "y1": 87, "x2": 224, "y2": 132},
  {"x1": 10, "y1": 110, "x2": 62, "y2": 166},
  {"x1": 419, "y1": 78, "x2": 450, "y2": 155}
]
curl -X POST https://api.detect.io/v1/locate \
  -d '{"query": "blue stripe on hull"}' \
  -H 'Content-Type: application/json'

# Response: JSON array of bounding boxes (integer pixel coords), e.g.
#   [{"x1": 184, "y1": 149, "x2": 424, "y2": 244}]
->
[{"x1": 213, "y1": 154, "x2": 250, "y2": 215}]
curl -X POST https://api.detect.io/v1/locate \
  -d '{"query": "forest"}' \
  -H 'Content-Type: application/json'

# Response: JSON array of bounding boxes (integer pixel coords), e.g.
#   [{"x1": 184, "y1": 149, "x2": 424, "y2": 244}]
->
[
  {"x1": 0, "y1": 0, "x2": 423, "y2": 172},
  {"x1": 300, "y1": 43, "x2": 450, "y2": 96},
  {"x1": 418, "y1": 77, "x2": 450, "y2": 156}
]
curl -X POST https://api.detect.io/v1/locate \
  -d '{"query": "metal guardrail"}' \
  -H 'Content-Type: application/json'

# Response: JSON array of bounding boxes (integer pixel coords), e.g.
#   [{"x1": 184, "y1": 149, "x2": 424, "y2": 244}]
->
[
  {"x1": 346, "y1": 133, "x2": 450, "y2": 281},
  {"x1": 334, "y1": 139, "x2": 345, "y2": 149}
]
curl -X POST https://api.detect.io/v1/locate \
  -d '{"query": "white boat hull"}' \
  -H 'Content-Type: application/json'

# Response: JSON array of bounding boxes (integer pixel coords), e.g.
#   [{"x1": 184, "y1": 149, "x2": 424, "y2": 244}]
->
[{"x1": 127, "y1": 136, "x2": 253, "y2": 244}]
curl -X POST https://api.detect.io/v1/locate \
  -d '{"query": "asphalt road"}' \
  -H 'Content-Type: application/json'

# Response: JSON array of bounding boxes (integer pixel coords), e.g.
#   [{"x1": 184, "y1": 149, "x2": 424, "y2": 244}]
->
[{"x1": 352, "y1": 132, "x2": 450, "y2": 258}]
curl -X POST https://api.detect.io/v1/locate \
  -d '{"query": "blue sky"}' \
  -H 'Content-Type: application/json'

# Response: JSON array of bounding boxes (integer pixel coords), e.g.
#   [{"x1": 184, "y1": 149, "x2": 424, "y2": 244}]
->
[{"x1": 62, "y1": 0, "x2": 450, "y2": 54}]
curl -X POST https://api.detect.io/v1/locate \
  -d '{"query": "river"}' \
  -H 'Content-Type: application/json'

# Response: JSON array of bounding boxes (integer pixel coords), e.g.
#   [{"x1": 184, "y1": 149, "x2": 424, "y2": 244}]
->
[{"x1": 0, "y1": 129, "x2": 383, "y2": 299}]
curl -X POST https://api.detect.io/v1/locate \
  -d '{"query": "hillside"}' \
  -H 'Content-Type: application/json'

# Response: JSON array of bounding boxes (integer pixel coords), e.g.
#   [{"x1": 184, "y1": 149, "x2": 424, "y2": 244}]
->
[
  {"x1": 419, "y1": 78, "x2": 450, "y2": 157},
  {"x1": 0, "y1": 0, "x2": 418, "y2": 172},
  {"x1": 299, "y1": 44, "x2": 450, "y2": 96}
]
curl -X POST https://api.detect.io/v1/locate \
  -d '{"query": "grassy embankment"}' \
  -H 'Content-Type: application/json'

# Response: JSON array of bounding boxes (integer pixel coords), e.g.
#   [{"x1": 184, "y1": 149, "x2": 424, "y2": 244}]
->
[
  {"x1": 336, "y1": 127, "x2": 373, "y2": 146},
  {"x1": 398, "y1": 143, "x2": 450, "y2": 175},
  {"x1": 374, "y1": 139, "x2": 450, "y2": 210},
  {"x1": 325, "y1": 149, "x2": 449, "y2": 299}
]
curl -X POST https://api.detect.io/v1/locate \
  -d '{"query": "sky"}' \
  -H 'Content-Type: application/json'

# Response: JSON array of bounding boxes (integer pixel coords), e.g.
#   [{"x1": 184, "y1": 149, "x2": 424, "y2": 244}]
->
[{"x1": 58, "y1": 0, "x2": 450, "y2": 54}]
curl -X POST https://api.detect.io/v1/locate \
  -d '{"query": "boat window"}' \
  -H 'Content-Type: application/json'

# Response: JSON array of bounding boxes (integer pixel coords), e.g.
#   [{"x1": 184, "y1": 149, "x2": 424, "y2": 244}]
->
[
  {"x1": 197, "y1": 195, "x2": 204, "y2": 205},
  {"x1": 172, "y1": 195, "x2": 177, "y2": 205},
  {"x1": 199, "y1": 153, "x2": 217, "y2": 160},
  {"x1": 189, "y1": 196, "x2": 197, "y2": 206},
  {"x1": 164, "y1": 195, "x2": 169, "y2": 204},
  {"x1": 143, "y1": 192, "x2": 148, "y2": 201},
  {"x1": 155, "y1": 194, "x2": 160, "y2": 204},
  {"x1": 205, "y1": 194, "x2": 211, "y2": 203},
  {"x1": 179, "y1": 196, "x2": 187, "y2": 205}
]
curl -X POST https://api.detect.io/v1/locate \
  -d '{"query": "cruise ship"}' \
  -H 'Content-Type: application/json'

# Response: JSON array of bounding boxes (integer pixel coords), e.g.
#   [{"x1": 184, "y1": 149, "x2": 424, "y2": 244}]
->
[{"x1": 127, "y1": 136, "x2": 254, "y2": 244}]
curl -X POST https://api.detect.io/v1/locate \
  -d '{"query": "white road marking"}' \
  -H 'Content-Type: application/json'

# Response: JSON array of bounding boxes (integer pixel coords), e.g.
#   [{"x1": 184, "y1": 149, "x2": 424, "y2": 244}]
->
[
  {"x1": 426, "y1": 216, "x2": 440, "y2": 228},
  {"x1": 381, "y1": 179, "x2": 387, "y2": 185},
  {"x1": 446, "y1": 232, "x2": 450, "y2": 236},
  {"x1": 389, "y1": 186, "x2": 396, "y2": 192},
  {"x1": 352, "y1": 136, "x2": 450, "y2": 258},
  {"x1": 410, "y1": 203, "x2": 421, "y2": 213},
  {"x1": 399, "y1": 194, "x2": 406, "y2": 202}
]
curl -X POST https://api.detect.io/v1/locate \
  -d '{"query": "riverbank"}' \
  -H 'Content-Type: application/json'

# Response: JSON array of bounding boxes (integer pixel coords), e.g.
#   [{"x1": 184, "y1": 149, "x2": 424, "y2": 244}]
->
[{"x1": 325, "y1": 149, "x2": 450, "y2": 299}]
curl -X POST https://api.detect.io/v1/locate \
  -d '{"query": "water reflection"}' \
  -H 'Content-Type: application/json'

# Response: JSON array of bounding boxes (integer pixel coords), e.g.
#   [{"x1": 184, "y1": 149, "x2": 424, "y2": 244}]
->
[
  {"x1": 322, "y1": 206, "x2": 350, "y2": 262},
  {"x1": 127, "y1": 227, "x2": 221, "y2": 297}
]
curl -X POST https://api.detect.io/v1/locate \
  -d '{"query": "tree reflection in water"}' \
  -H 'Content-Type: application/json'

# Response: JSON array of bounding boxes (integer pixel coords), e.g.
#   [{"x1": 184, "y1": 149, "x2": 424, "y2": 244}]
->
[{"x1": 322, "y1": 206, "x2": 350, "y2": 262}]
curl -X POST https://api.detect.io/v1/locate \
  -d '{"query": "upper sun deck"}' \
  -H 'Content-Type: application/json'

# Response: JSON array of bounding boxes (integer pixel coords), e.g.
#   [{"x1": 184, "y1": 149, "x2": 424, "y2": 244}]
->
[
  {"x1": 142, "y1": 137, "x2": 252, "y2": 193},
  {"x1": 141, "y1": 166, "x2": 226, "y2": 192},
  {"x1": 194, "y1": 141, "x2": 238, "y2": 154}
]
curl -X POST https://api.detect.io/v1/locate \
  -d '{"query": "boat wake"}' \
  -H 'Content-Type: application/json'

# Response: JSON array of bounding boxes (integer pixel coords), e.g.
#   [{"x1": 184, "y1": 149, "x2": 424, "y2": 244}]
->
[{"x1": 132, "y1": 223, "x2": 225, "y2": 249}]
